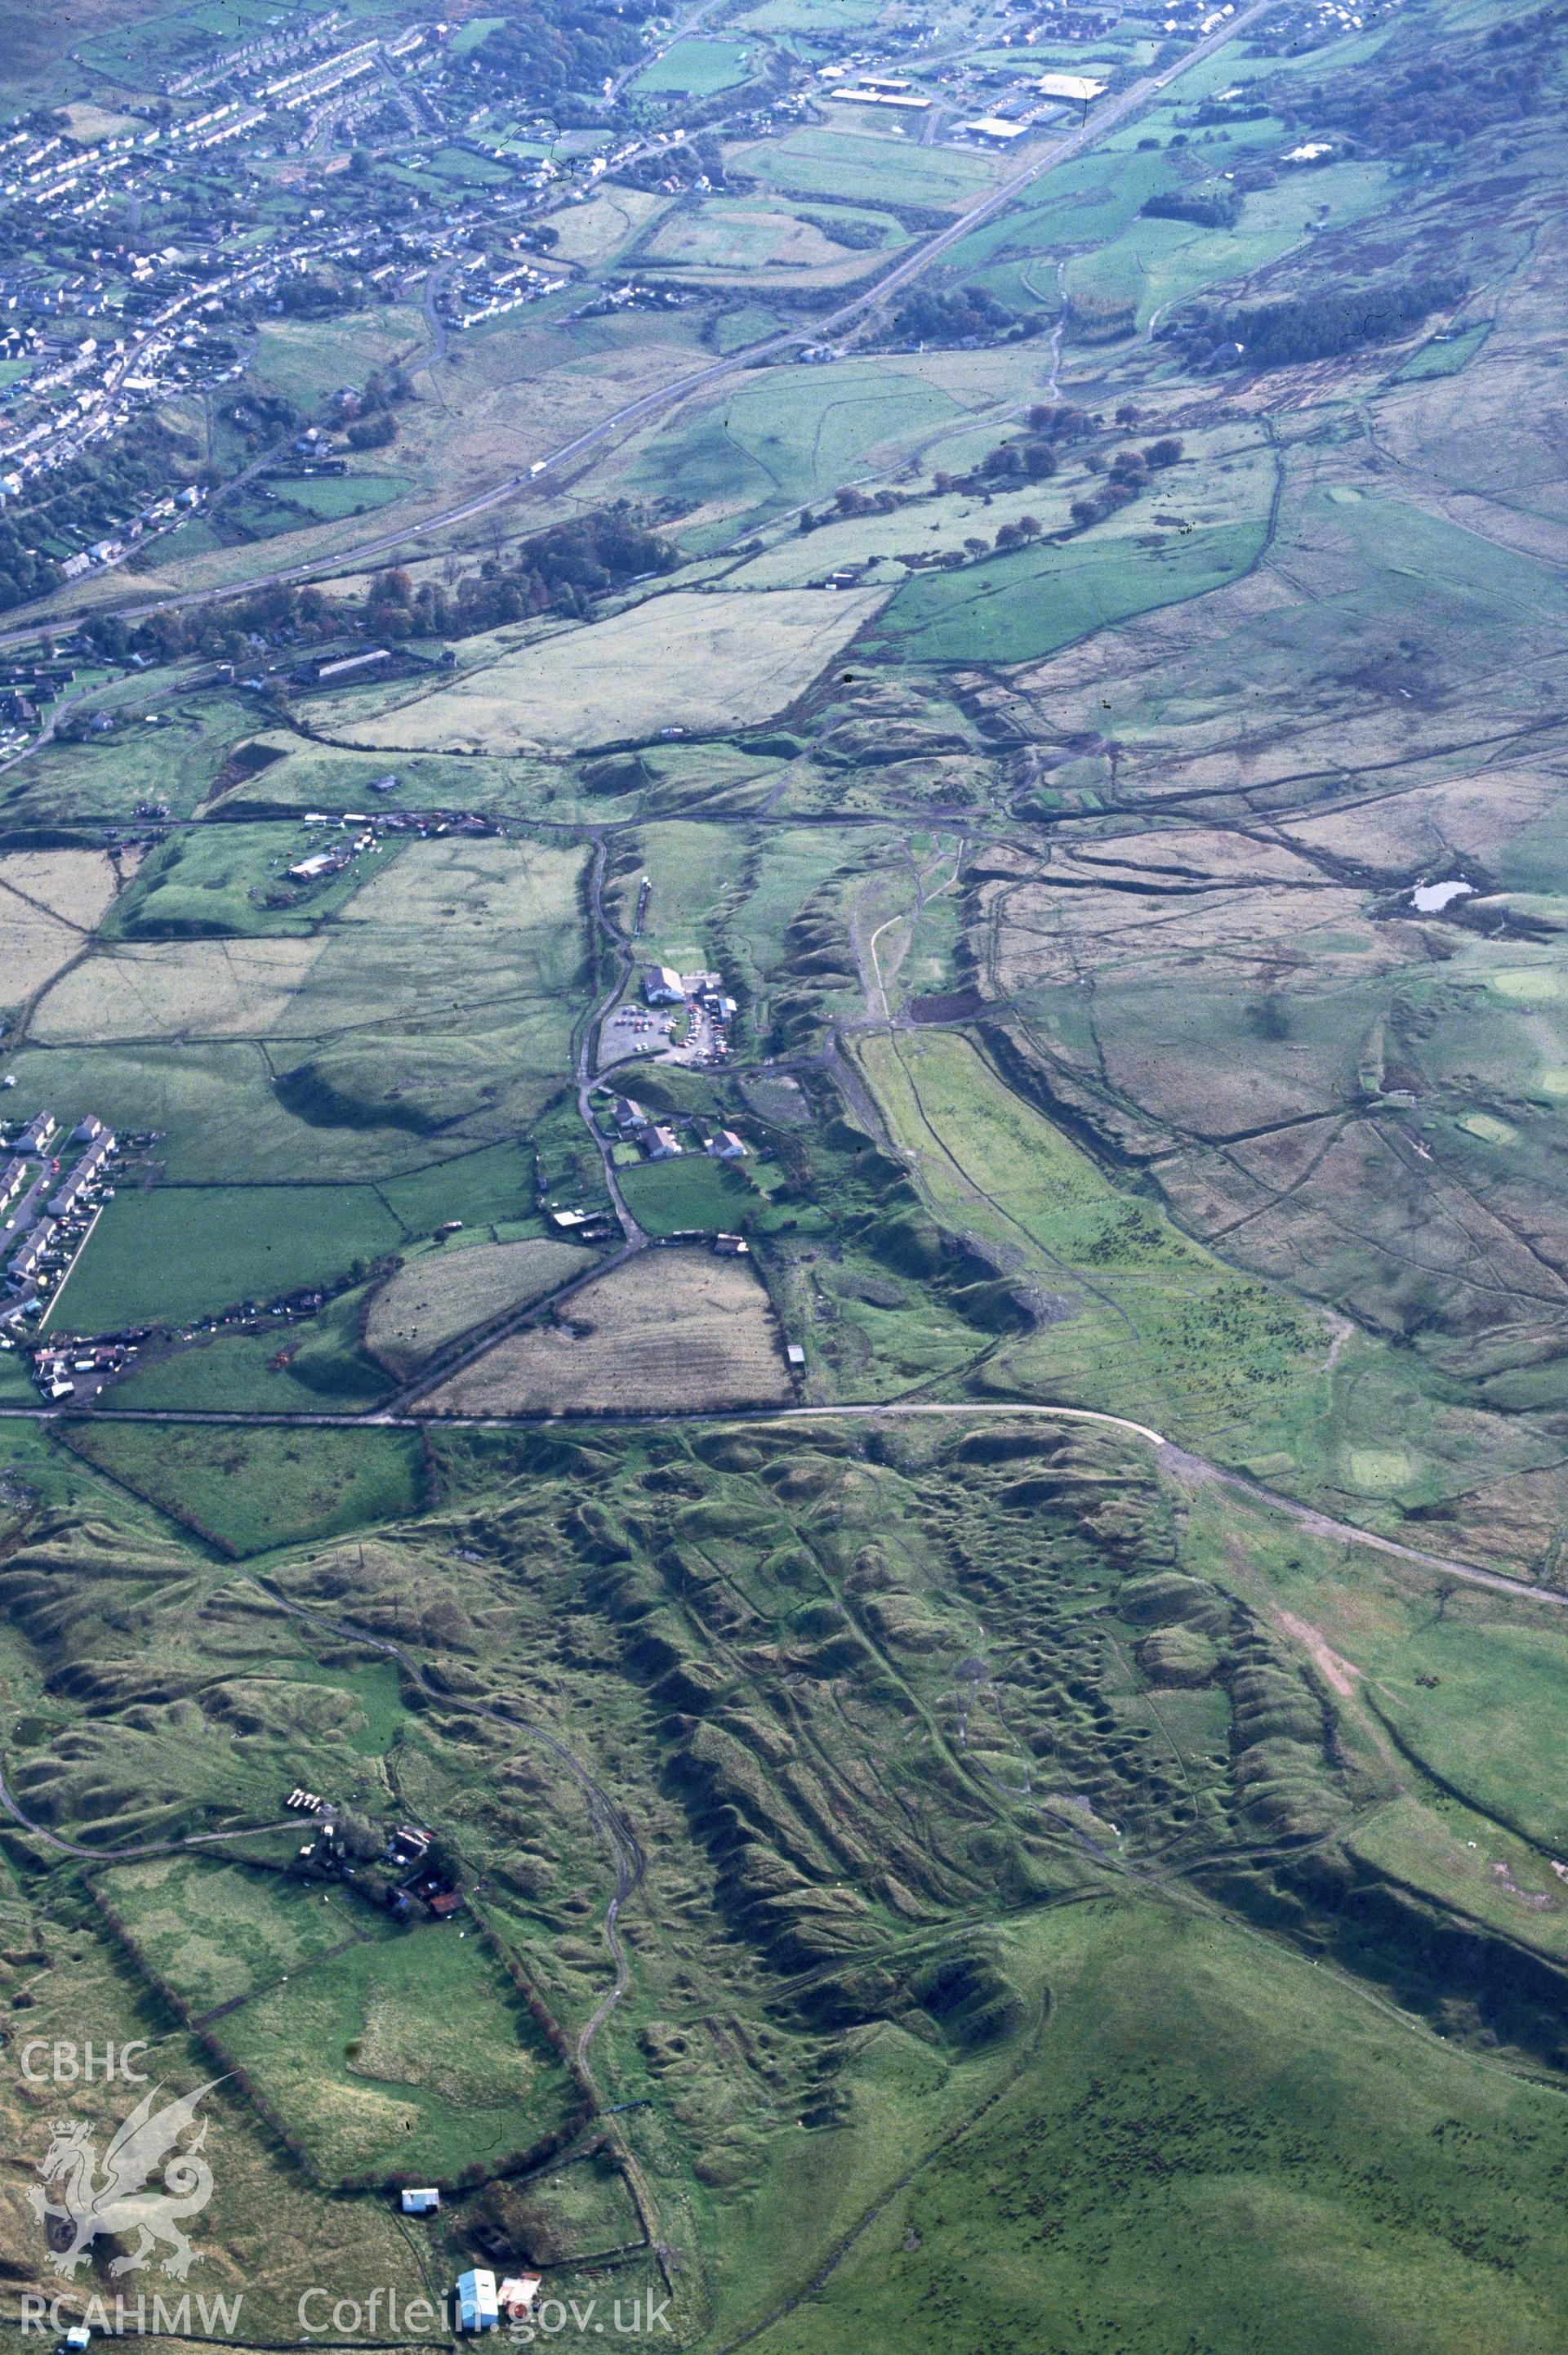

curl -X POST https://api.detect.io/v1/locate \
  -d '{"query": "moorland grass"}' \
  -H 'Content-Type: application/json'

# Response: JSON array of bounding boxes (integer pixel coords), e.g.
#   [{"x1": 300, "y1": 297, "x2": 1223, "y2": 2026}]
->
[
  {"x1": 738, "y1": 1897, "x2": 1568, "y2": 2355},
  {"x1": 60, "y1": 1422, "x2": 426, "y2": 1555},
  {"x1": 854, "y1": 1029, "x2": 1331, "y2": 1452}
]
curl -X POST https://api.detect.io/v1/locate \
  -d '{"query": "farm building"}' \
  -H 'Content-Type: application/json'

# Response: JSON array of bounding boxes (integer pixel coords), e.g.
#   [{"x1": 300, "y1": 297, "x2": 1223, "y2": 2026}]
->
[
  {"x1": 401, "y1": 2188, "x2": 440, "y2": 2216},
  {"x1": 642, "y1": 965, "x2": 684, "y2": 1006},
  {"x1": 289, "y1": 853, "x2": 337, "y2": 881},
  {"x1": 499, "y1": 2278, "x2": 542, "y2": 2322},
  {"x1": 840, "y1": 85, "x2": 929, "y2": 107}
]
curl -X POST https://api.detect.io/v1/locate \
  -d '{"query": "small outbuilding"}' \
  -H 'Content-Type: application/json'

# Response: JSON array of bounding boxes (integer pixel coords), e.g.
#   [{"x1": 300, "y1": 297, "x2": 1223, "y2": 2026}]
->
[
  {"x1": 401, "y1": 2188, "x2": 440, "y2": 2216},
  {"x1": 456, "y1": 2271, "x2": 499, "y2": 2333}
]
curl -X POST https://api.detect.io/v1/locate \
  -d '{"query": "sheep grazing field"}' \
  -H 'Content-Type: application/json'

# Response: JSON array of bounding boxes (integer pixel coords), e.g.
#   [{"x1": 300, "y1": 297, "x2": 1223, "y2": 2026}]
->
[{"x1": 424, "y1": 1246, "x2": 792, "y2": 1414}]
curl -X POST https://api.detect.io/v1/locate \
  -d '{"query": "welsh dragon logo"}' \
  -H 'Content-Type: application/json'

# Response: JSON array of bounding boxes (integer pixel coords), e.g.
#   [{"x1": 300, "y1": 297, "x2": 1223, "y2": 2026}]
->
[{"x1": 27, "y1": 2081, "x2": 220, "y2": 2279}]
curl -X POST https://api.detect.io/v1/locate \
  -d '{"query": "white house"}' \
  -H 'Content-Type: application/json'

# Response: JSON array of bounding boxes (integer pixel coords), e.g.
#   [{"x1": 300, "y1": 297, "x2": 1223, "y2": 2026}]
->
[{"x1": 642, "y1": 965, "x2": 684, "y2": 1006}]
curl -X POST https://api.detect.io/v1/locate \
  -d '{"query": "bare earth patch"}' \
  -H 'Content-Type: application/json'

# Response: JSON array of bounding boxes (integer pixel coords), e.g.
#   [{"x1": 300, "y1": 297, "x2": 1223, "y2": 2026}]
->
[
  {"x1": 422, "y1": 1247, "x2": 791, "y2": 1414},
  {"x1": 1276, "y1": 1609, "x2": 1361, "y2": 1699},
  {"x1": 366, "y1": 1238, "x2": 594, "y2": 1377},
  {"x1": 336, "y1": 588, "x2": 884, "y2": 755}
]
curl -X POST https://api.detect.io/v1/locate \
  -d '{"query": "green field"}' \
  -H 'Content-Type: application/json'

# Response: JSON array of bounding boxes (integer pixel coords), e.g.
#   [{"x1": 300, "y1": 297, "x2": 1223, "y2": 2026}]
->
[
  {"x1": 731, "y1": 126, "x2": 993, "y2": 209},
  {"x1": 53, "y1": 1184, "x2": 405, "y2": 1329},
  {"x1": 101, "y1": 1854, "x2": 399, "y2": 2014},
  {"x1": 1393, "y1": 322, "x2": 1491, "y2": 378},
  {"x1": 630, "y1": 364, "x2": 963, "y2": 517},
  {"x1": 212, "y1": 1921, "x2": 580, "y2": 2184},
  {"x1": 866, "y1": 518, "x2": 1270, "y2": 664},
  {"x1": 633, "y1": 34, "x2": 756, "y2": 94},
  {"x1": 107, "y1": 1289, "x2": 391, "y2": 1414},
  {"x1": 617, "y1": 1151, "x2": 765, "y2": 1233},
  {"x1": 714, "y1": 303, "x2": 787, "y2": 352},
  {"x1": 272, "y1": 473, "x2": 412, "y2": 521},
  {"x1": 60, "y1": 1422, "x2": 427, "y2": 1554},
  {"x1": 107, "y1": 824, "x2": 399, "y2": 939}
]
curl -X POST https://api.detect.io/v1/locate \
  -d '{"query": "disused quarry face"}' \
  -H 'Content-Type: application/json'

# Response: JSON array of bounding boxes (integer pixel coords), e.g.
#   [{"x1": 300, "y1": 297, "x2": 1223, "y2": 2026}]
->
[{"x1": 8, "y1": 1419, "x2": 1561, "y2": 2124}]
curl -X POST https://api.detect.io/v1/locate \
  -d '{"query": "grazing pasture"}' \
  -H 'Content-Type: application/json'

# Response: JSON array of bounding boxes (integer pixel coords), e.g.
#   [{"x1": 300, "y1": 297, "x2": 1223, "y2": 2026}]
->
[
  {"x1": 366, "y1": 1237, "x2": 594, "y2": 1376},
  {"x1": 423, "y1": 1247, "x2": 791, "y2": 1414},
  {"x1": 730, "y1": 126, "x2": 992, "y2": 210},
  {"x1": 58, "y1": 1182, "x2": 404, "y2": 1328},
  {"x1": 337, "y1": 591, "x2": 883, "y2": 753},
  {"x1": 32, "y1": 937, "x2": 323, "y2": 1041},
  {"x1": 60, "y1": 1423, "x2": 428, "y2": 1555},
  {"x1": 0, "y1": 848, "x2": 120, "y2": 1006}
]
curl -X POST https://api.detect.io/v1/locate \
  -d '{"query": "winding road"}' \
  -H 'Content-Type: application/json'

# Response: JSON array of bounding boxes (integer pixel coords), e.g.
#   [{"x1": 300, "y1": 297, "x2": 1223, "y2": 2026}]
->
[{"x1": 0, "y1": 1394, "x2": 1561, "y2": 1616}]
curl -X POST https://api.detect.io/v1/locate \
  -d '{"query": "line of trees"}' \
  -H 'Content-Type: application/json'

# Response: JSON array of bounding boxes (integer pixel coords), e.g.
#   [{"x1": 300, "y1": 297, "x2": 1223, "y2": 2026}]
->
[{"x1": 78, "y1": 502, "x2": 677, "y2": 667}]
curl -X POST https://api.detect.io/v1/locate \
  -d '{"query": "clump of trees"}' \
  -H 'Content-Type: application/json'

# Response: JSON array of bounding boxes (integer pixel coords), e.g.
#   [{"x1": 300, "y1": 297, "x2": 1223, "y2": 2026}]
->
[
  {"x1": 882, "y1": 283, "x2": 1021, "y2": 347},
  {"x1": 1140, "y1": 187, "x2": 1243, "y2": 228},
  {"x1": 617, "y1": 132, "x2": 727, "y2": 191},
  {"x1": 1269, "y1": 4, "x2": 1560, "y2": 158},
  {"x1": 1069, "y1": 437, "x2": 1183, "y2": 529},
  {"x1": 457, "y1": 0, "x2": 651, "y2": 109},
  {"x1": 946, "y1": 402, "x2": 1092, "y2": 493},
  {"x1": 1174, "y1": 275, "x2": 1466, "y2": 368}
]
